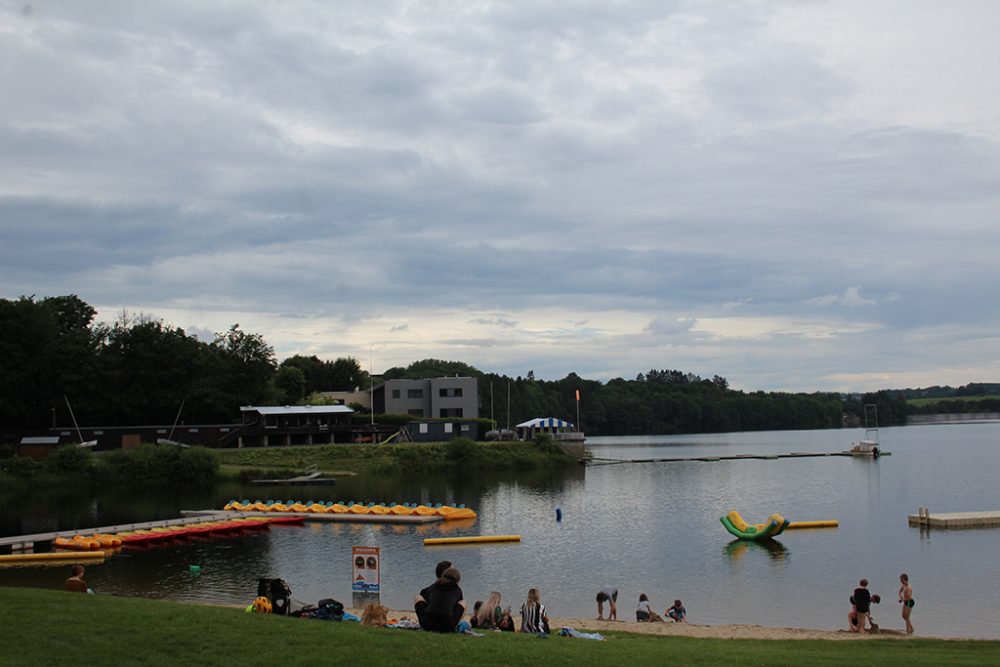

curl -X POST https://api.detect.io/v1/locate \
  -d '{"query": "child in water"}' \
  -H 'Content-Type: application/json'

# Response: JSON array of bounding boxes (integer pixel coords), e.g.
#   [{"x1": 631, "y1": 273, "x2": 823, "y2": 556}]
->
[{"x1": 898, "y1": 573, "x2": 914, "y2": 634}]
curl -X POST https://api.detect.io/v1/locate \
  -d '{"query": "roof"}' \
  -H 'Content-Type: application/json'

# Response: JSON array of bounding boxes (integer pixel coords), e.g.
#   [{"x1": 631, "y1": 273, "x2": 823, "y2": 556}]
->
[
  {"x1": 20, "y1": 436, "x2": 61, "y2": 445},
  {"x1": 515, "y1": 417, "x2": 575, "y2": 429},
  {"x1": 241, "y1": 405, "x2": 354, "y2": 416}
]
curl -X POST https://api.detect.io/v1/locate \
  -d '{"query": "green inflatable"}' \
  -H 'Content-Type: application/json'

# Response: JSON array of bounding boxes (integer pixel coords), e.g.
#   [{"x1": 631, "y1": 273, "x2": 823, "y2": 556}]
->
[{"x1": 720, "y1": 510, "x2": 790, "y2": 541}]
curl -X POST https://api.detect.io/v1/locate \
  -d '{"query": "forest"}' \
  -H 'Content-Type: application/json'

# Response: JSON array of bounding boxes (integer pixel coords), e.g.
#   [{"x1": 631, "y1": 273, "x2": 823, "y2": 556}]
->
[{"x1": 1, "y1": 294, "x2": 981, "y2": 437}]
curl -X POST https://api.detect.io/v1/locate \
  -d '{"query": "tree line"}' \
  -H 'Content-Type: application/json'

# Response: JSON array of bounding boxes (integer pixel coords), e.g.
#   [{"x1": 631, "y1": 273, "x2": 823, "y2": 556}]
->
[
  {"x1": 0, "y1": 295, "x2": 356, "y2": 428},
  {"x1": 0, "y1": 294, "x2": 932, "y2": 435}
]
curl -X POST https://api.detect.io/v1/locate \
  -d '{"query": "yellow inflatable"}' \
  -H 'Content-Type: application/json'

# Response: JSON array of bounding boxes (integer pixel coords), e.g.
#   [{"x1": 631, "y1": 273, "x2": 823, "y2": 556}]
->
[{"x1": 720, "y1": 510, "x2": 790, "y2": 541}]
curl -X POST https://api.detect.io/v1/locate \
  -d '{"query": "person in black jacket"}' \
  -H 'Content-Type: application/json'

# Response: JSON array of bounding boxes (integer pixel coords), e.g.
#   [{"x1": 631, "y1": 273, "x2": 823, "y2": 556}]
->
[
  {"x1": 851, "y1": 579, "x2": 872, "y2": 633},
  {"x1": 414, "y1": 566, "x2": 466, "y2": 632}
]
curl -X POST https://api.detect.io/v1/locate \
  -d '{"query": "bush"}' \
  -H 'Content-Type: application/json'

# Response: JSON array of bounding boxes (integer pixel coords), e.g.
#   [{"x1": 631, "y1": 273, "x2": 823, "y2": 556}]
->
[
  {"x1": 0, "y1": 456, "x2": 41, "y2": 477},
  {"x1": 446, "y1": 437, "x2": 477, "y2": 462},
  {"x1": 97, "y1": 443, "x2": 218, "y2": 486},
  {"x1": 45, "y1": 444, "x2": 93, "y2": 474},
  {"x1": 532, "y1": 433, "x2": 561, "y2": 454},
  {"x1": 175, "y1": 447, "x2": 219, "y2": 486}
]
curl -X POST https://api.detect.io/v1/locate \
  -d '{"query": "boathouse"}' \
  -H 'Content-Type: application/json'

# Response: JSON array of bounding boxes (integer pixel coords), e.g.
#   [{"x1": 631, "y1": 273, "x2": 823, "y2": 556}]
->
[{"x1": 237, "y1": 404, "x2": 355, "y2": 447}]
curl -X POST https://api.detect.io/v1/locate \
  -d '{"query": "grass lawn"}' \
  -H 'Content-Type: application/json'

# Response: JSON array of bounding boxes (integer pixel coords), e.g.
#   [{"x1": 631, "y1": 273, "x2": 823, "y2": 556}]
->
[
  {"x1": 213, "y1": 440, "x2": 574, "y2": 476},
  {"x1": 2, "y1": 587, "x2": 998, "y2": 666}
]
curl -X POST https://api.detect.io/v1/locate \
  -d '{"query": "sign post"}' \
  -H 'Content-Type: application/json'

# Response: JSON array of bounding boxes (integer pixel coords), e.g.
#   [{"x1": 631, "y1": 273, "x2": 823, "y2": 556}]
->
[{"x1": 352, "y1": 546, "x2": 381, "y2": 609}]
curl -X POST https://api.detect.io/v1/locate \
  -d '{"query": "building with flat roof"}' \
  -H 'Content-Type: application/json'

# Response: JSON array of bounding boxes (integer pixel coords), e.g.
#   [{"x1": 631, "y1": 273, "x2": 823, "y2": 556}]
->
[
  {"x1": 237, "y1": 404, "x2": 355, "y2": 447},
  {"x1": 372, "y1": 377, "x2": 479, "y2": 419}
]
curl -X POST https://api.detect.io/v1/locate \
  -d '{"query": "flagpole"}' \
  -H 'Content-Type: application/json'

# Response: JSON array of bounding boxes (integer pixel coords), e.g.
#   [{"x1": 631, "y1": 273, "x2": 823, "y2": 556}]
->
[
  {"x1": 369, "y1": 344, "x2": 374, "y2": 427},
  {"x1": 575, "y1": 389, "x2": 580, "y2": 432}
]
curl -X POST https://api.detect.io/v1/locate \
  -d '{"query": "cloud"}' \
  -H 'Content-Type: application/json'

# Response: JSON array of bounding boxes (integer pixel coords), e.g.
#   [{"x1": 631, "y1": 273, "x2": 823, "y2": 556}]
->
[
  {"x1": 806, "y1": 287, "x2": 876, "y2": 308},
  {"x1": 645, "y1": 317, "x2": 696, "y2": 337},
  {"x1": 2, "y1": 2, "x2": 999, "y2": 392},
  {"x1": 470, "y1": 317, "x2": 518, "y2": 328}
]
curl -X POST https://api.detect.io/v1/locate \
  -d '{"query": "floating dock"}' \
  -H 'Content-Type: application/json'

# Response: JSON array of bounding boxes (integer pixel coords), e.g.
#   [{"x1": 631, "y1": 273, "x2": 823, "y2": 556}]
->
[
  {"x1": 424, "y1": 535, "x2": 521, "y2": 546},
  {"x1": 0, "y1": 514, "x2": 230, "y2": 554},
  {"x1": 588, "y1": 451, "x2": 889, "y2": 465},
  {"x1": 908, "y1": 509, "x2": 1000, "y2": 529},
  {"x1": 250, "y1": 471, "x2": 337, "y2": 486},
  {"x1": 0, "y1": 550, "x2": 108, "y2": 564},
  {"x1": 786, "y1": 520, "x2": 839, "y2": 529}
]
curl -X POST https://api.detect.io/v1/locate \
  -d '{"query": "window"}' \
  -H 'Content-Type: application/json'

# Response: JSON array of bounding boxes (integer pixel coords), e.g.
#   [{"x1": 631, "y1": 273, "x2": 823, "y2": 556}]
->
[
  {"x1": 391, "y1": 389, "x2": 400, "y2": 399},
  {"x1": 439, "y1": 387, "x2": 463, "y2": 397},
  {"x1": 444, "y1": 423, "x2": 453, "y2": 433},
  {"x1": 440, "y1": 408, "x2": 464, "y2": 418},
  {"x1": 407, "y1": 389, "x2": 423, "y2": 398},
  {"x1": 408, "y1": 408, "x2": 424, "y2": 417}
]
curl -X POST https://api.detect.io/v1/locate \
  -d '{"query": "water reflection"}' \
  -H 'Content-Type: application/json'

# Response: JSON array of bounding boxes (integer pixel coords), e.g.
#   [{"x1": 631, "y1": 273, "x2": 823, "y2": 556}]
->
[{"x1": 724, "y1": 539, "x2": 789, "y2": 562}]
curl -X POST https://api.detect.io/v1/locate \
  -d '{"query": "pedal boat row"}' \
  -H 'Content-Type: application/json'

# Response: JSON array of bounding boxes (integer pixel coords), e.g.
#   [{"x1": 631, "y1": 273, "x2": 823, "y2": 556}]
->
[
  {"x1": 52, "y1": 516, "x2": 303, "y2": 550},
  {"x1": 223, "y1": 500, "x2": 477, "y2": 521}
]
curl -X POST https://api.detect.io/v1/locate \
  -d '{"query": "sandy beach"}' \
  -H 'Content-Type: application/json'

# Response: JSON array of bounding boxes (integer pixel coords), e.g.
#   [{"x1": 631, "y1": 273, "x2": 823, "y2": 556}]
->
[{"x1": 350, "y1": 608, "x2": 919, "y2": 641}]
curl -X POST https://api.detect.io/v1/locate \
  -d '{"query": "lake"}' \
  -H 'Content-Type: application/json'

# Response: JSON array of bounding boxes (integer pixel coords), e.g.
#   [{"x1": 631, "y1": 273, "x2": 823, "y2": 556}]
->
[{"x1": 2, "y1": 422, "x2": 998, "y2": 638}]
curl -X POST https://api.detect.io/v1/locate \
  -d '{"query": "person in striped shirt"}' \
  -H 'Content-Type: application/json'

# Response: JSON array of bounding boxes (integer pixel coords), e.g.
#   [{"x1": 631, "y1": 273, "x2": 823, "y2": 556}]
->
[{"x1": 519, "y1": 588, "x2": 550, "y2": 634}]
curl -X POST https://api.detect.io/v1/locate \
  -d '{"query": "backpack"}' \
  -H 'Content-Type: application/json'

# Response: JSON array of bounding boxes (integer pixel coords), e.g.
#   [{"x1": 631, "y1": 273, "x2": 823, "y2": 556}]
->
[
  {"x1": 257, "y1": 578, "x2": 292, "y2": 616},
  {"x1": 306, "y1": 598, "x2": 344, "y2": 621}
]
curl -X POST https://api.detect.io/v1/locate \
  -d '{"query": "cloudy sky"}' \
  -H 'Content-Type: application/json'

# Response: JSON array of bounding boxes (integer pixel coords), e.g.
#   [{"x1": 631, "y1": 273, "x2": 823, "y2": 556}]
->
[{"x1": 2, "y1": 1, "x2": 999, "y2": 392}]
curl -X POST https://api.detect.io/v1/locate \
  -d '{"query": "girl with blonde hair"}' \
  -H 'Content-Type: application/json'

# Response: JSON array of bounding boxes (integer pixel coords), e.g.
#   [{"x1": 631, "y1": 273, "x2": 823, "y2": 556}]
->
[{"x1": 520, "y1": 587, "x2": 550, "y2": 634}]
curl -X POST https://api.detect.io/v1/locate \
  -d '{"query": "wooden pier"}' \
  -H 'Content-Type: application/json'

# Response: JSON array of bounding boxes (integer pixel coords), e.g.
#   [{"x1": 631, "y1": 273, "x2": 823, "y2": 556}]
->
[
  {"x1": 588, "y1": 450, "x2": 890, "y2": 465},
  {"x1": 908, "y1": 508, "x2": 1000, "y2": 529}
]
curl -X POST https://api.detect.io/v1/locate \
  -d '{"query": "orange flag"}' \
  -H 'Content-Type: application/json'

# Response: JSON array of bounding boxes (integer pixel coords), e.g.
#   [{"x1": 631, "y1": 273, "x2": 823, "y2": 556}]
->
[{"x1": 575, "y1": 390, "x2": 580, "y2": 401}]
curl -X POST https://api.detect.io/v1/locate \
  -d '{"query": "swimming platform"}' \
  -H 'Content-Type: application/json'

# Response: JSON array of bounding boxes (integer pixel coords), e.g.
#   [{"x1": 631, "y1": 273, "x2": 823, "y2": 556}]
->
[{"x1": 908, "y1": 509, "x2": 1000, "y2": 529}]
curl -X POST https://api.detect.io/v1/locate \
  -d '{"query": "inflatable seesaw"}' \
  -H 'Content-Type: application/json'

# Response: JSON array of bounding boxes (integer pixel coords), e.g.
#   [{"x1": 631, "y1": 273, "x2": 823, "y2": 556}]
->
[{"x1": 720, "y1": 510, "x2": 790, "y2": 541}]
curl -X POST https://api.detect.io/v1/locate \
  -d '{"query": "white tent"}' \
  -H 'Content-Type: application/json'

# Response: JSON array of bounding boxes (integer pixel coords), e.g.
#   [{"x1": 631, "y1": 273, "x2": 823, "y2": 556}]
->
[{"x1": 515, "y1": 417, "x2": 575, "y2": 430}]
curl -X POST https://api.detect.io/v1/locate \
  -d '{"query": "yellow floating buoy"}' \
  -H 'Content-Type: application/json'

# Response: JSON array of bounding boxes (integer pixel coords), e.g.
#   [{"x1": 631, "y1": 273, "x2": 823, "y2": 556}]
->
[
  {"x1": 0, "y1": 550, "x2": 107, "y2": 564},
  {"x1": 786, "y1": 520, "x2": 839, "y2": 529},
  {"x1": 423, "y1": 535, "x2": 521, "y2": 546}
]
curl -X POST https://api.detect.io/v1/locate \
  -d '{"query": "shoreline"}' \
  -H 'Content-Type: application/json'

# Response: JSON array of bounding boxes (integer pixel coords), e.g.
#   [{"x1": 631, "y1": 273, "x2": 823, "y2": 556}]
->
[{"x1": 348, "y1": 606, "x2": 974, "y2": 641}]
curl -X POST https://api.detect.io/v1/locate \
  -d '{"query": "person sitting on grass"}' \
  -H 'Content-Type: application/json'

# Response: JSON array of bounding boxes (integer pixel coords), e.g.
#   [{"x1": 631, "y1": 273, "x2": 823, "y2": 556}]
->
[
  {"x1": 361, "y1": 602, "x2": 389, "y2": 627},
  {"x1": 472, "y1": 591, "x2": 514, "y2": 631},
  {"x1": 64, "y1": 564, "x2": 90, "y2": 594},
  {"x1": 414, "y1": 566, "x2": 466, "y2": 632},
  {"x1": 473, "y1": 591, "x2": 503, "y2": 629},
  {"x1": 519, "y1": 588, "x2": 550, "y2": 634},
  {"x1": 666, "y1": 599, "x2": 687, "y2": 622}
]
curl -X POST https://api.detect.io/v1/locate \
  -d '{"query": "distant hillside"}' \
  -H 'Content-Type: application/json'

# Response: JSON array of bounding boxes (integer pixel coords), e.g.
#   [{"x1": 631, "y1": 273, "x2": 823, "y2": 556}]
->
[{"x1": 885, "y1": 383, "x2": 1000, "y2": 400}]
